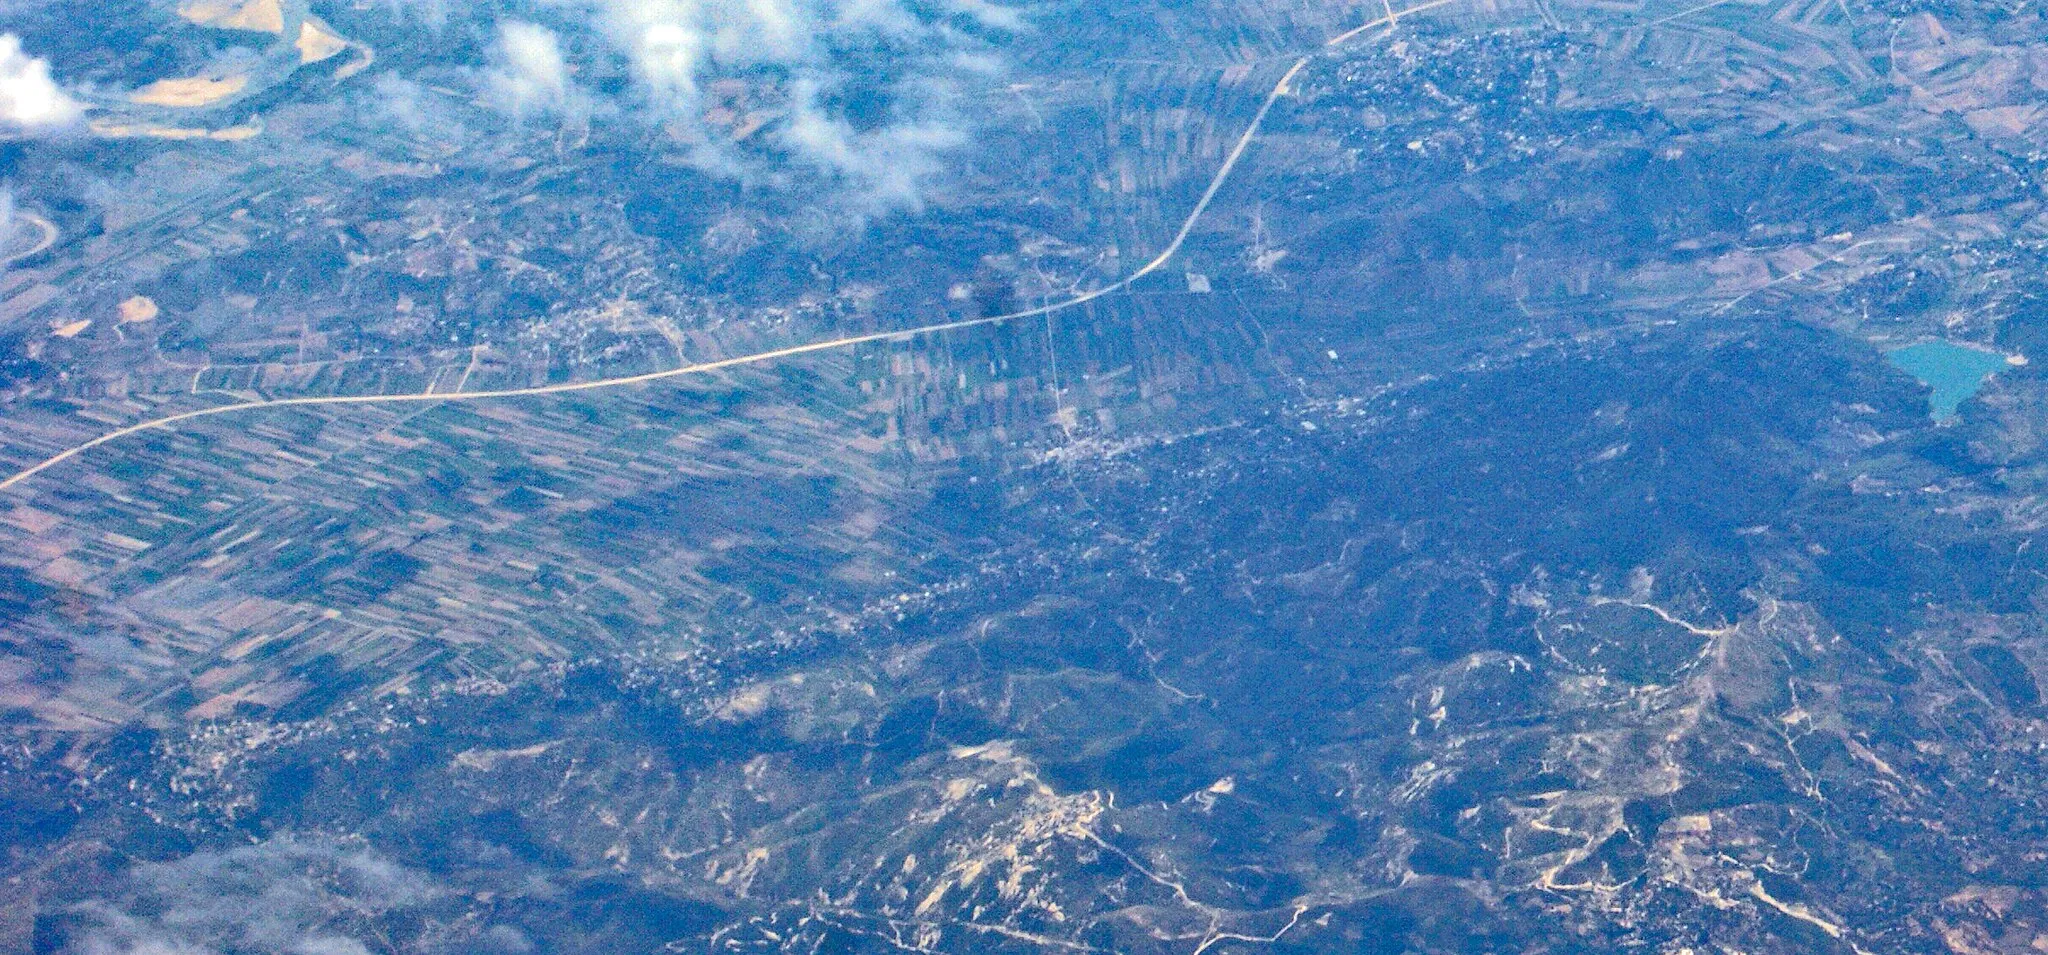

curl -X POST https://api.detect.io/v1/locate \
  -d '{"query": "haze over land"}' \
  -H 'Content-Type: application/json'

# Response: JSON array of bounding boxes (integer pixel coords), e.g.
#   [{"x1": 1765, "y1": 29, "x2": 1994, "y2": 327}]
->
[{"x1": 6, "y1": 0, "x2": 2048, "y2": 951}]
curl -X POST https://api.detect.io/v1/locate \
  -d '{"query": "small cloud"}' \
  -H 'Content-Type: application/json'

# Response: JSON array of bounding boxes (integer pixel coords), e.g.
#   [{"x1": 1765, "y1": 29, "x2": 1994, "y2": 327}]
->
[
  {"x1": 359, "y1": 0, "x2": 1023, "y2": 211},
  {"x1": 579, "y1": 0, "x2": 1020, "y2": 209},
  {"x1": 939, "y1": 0, "x2": 1030, "y2": 33},
  {"x1": 0, "y1": 188, "x2": 17, "y2": 250},
  {"x1": 286, "y1": 938, "x2": 373, "y2": 955},
  {"x1": 375, "y1": 0, "x2": 450, "y2": 30},
  {"x1": 597, "y1": 1, "x2": 707, "y2": 111},
  {"x1": 486, "y1": 21, "x2": 588, "y2": 119},
  {"x1": 68, "y1": 836, "x2": 438, "y2": 955},
  {"x1": 0, "y1": 33, "x2": 81, "y2": 133},
  {"x1": 781, "y1": 78, "x2": 964, "y2": 209},
  {"x1": 356, "y1": 74, "x2": 483, "y2": 150},
  {"x1": 715, "y1": 0, "x2": 812, "y2": 65}
]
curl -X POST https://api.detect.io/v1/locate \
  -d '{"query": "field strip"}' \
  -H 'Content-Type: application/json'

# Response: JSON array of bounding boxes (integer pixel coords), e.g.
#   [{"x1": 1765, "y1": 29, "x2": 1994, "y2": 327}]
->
[{"x1": 1, "y1": 0, "x2": 1457, "y2": 494}]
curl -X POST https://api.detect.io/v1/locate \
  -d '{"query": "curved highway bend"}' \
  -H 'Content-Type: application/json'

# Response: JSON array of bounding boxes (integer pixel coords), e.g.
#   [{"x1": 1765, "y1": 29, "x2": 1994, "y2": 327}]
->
[{"x1": 0, "y1": 0, "x2": 1454, "y2": 494}]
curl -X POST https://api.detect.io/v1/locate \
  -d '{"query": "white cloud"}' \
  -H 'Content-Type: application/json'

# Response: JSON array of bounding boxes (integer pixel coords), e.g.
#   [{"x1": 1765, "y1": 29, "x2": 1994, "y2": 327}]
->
[
  {"x1": 368, "y1": 0, "x2": 1023, "y2": 209},
  {"x1": 720, "y1": 0, "x2": 811, "y2": 64},
  {"x1": 487, "y1": 21, "x2": 587, "y2": 119},
  {"x1": 0, "y1": 188, "x2": 17, "y2": 252},
  {"x1": 0, "y1": 33, "x2": 80, "y2": 132},
  {"x1": 559, "y1": 0, "x2": 1023, "y2": 209},
  {"x1": 780, "y1": 78, "x2": 964, "y2": 207},
  {"x1": 939, "y1": 0, "x2": 1028, "y2": 33},
  {"x1": 288, "y1": 937, "x2": 374, "y2": 955},
  {"x1": 72, "y1": 836, "x2": 437, "y2": 955},
  {"x1": 594, "y1": 0, "x2": 707, "y2": 112},
  {"x1": 375, "y1": 0, "x2": 450, "y2": 30}
]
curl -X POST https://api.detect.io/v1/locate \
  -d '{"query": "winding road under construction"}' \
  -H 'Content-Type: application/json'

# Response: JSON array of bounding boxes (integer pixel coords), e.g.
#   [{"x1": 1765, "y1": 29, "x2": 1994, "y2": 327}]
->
[{"x1": 0, "y1": 0, "x2": 1455, "y2": 494}]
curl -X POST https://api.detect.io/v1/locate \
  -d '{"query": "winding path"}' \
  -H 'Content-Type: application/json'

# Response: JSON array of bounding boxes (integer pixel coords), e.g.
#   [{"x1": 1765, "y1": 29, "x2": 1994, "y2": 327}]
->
[
  {"x1": 0, "y1": 1, "x2": 1453, "y2": 494},
  {"x1": 1, "y1": 211, "x2": 59, "y2": 267}
]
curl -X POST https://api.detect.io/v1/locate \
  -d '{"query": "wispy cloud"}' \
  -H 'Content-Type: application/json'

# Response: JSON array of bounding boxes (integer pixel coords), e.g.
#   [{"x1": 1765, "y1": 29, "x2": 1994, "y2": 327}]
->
[
  {"x1": 0, "y1": 188, "x2": 17, "y2": 253},
  {"x1": 375, "y1": 0, "x2": 451, "y2": 31},
  {"x1": 486, "y1": 21, "x2": 589, "y2": 120},
  {"x1": 462, "y1": 0, "x2": 1025, "y2": 211},
  {"x1": 0, "y1": 33, "x2": 80, "y2": 133},
  {"x1": 69, "y1": 836, "x2": 442, "y2": 955}
]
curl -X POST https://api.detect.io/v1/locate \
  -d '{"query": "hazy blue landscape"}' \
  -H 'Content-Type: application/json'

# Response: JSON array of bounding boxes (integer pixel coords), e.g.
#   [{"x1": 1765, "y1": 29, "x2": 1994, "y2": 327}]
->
[{"x1": 5, "y1": 0, "x2": 2048, "y2": 951}]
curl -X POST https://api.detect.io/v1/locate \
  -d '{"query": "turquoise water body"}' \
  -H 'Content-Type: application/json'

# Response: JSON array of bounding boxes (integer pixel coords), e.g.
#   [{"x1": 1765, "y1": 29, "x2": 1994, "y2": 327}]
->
[{"x1": 1886, "y1": 340, "x2": 2013, "y2": 420}]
